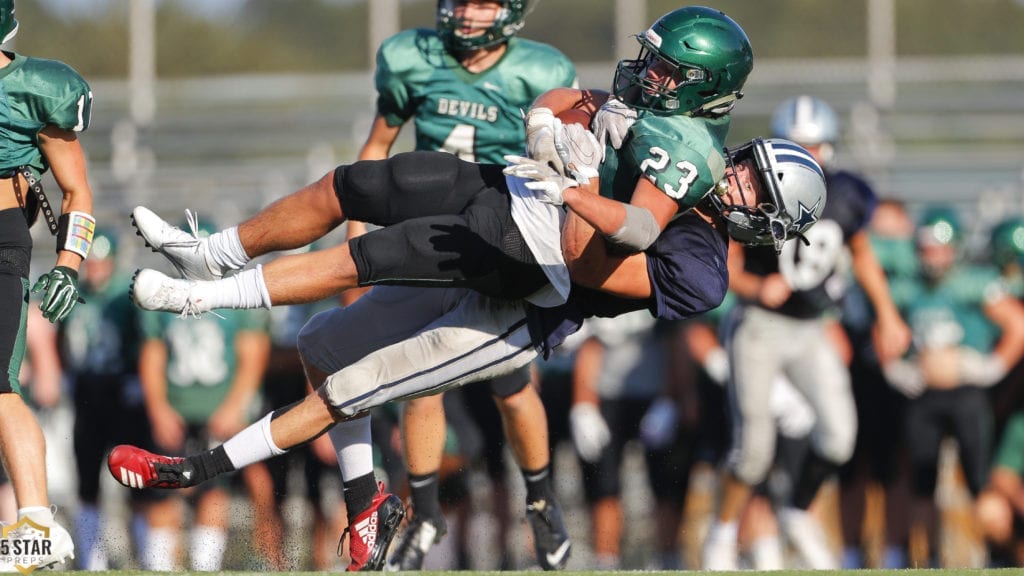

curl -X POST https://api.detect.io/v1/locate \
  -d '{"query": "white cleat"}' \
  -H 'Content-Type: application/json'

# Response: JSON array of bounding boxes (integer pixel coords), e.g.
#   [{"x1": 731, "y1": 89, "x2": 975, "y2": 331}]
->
[
  {"x1": 131, "y1": 206, "x2": 225, "y2": 281},
  {"x1": 2, "y1": 508, "x2": 76, "y2": 570},
  {"x1": 36, "y1": 517, "x2": 75, "y2": 570},
  {"x1": 130, "y1": 268, "x2": 207, "y2": 317}
]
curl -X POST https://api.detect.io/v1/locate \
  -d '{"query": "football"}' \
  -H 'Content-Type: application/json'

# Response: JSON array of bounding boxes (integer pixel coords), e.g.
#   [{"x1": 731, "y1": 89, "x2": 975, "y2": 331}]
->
[{"x1": 557, "y1": 107, "x2": 592, "y2": 129}]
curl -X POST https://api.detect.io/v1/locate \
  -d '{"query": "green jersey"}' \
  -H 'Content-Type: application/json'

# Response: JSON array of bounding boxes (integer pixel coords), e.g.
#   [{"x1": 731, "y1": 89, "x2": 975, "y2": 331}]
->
[
  {"x1": 142, "y1": 309, "x2": 270, "y2": 424},
  {"x1": 59, "y1": 274, "x2": 142, "y2": 381},
  {"x1": 901, "y1": 264, "x2": 1004, "y2": 354},
  {"x1": 599, "y1": 111, "x2": 730, "y2": 212},
  {"x1": 0, "y1": 51, "x2": 92, "y2": 178},
  {"x1": 374, "y1": 29, "x2": 576, "y2": 164}
]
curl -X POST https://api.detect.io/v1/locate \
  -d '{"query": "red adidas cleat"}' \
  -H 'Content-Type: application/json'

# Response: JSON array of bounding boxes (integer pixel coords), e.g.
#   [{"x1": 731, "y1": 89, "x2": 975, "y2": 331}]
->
[
  {"x1": 343, "y1": 482, "x2": 405, "y2": 571},
  {"x1": 107, "y1": 444, "x2": 194, "y2": 489}
]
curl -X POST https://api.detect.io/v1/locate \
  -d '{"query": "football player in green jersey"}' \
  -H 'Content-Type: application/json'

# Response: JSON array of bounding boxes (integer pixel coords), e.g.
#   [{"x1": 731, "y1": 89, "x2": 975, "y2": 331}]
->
[
  {"x1": 0, "y1": 0, "x2": 98, "y2": 568},
  {"x1": 136, "y1": 287, "x2": 271, "y2": 570},
  {"x1": 59, "y1": 228, "x2": 152, "y2": 569},
  {"x1": 348, "y1": 1, "x2": 576, "y2": 570},
  {"x1": 883, "y1": 207, "x2": 1024, "y2": 565}
]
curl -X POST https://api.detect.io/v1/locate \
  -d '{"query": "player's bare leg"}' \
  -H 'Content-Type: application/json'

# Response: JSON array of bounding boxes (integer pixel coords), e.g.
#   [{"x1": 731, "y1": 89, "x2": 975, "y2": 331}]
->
[
  {"x1": 132, "y1": 170, "x2": 347, "y2": 281},
  {"x1": 236, "y1": 171, "x2": 346, "y2": 258}
]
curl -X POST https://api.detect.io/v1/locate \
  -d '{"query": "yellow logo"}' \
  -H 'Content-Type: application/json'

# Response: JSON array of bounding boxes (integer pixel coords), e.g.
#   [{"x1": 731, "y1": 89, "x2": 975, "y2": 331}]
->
[{"x1": 0, "y1": 517, "x2": 51, "y2": 574}]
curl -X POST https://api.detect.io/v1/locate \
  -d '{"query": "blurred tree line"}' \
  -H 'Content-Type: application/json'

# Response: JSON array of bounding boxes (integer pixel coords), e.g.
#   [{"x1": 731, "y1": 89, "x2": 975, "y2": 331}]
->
[{"x1": 15, "y1": 0, "x2": 1024, "y2": 79}]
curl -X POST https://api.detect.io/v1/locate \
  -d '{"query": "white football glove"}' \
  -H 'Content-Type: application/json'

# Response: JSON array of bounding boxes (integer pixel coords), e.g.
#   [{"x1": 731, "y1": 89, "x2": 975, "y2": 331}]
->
[
  {"x1": 639, "y1": 396, "x2": 679, "y2": 451},
  {"x1": 524, "y1": 107, "x2": 566, "y2": 176},
  {"x1": 503, "y1": 155, "x2": 576, "y2": 205},
  {"x1": 771, "y1": 375, "x2": 816, "y2": 439},
  {"x1": 559, "y1": 122, "x2": 602, "y2": 184},
  {"x1": 591, "y1": 97, "x2": 637, "y2": 160},
  {"x1": 570, "y1": 402, "x2": 611, "y2": 463},
  {"x1": 958, "y1": 347, "x2": 1007, "y2": 387},
  {"x1": 703, "y1": 347, "x2": 730, "y2": 386},
  {"x1": 883, "y1": 359, "x2": 926, "y2": 398}
]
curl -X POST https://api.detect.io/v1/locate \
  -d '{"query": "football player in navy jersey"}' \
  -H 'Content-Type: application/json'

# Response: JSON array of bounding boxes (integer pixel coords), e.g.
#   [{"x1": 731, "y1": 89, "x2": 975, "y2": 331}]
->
[
  {"x1": 346, "y1": 2, "x2": 577, "y2": 568},
  {"x1": 702, "y1": 95, "x2": 912, "y2": 570},
  {"x1": 0, "y1": 0, "x2": 98, "y2": 568}
]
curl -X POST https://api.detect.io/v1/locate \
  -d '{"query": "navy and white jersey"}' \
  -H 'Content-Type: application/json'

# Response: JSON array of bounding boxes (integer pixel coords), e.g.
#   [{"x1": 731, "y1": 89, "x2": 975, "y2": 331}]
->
[
  {"x1": 742, "y1": 169, "x2": 877, "y2": 319},
  {"x1": 528, "y1": 210, "x2": 729, "y2": 357}
]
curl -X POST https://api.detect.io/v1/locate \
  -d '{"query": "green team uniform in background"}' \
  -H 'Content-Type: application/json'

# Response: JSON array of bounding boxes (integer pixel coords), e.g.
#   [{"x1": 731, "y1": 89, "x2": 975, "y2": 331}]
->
[
  {"x1": 374, "y1": 28, "x2": 576, "y2": 163},
  {"x1": 61, "y1": 274, "x2": 142, "y2": 384},
  {"x1": 900, "y1": 264, "x2": 1005, "y2": 355},
  {"x1": 61, "y1": 271, "x2": 153, "y2": 505},
  {"x1": 0, "y1": 51, "x2": 91, "y2": 178},
  {"x1": 142, "y1": 309, "x2": 270, "y2": 425}
]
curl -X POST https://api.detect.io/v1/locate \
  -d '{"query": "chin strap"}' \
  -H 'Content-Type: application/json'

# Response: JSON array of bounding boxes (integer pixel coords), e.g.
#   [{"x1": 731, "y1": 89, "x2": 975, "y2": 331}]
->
[{"x1": 16, "y1": 165, "x2": 59, "y2": 235}]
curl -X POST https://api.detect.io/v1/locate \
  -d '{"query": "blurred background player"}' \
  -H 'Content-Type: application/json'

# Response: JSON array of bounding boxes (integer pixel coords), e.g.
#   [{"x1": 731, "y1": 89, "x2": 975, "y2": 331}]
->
[
  {"x1": 136, "y1": 218, "x2": 273, "y2": 571},
  {"x1": 0, "y1": 0, "x2": 99, "y2": 568},
  {"x1": 702, "y1": 94, "x2": 911, "y2": 570},
  {"x1": 59, "y1": 228, "x2": 152, "y2": 569},
  {"x1": 838, "y1": 197, "x2": 919, "y2": 568},
  {"x1": 883, "y1": 206, "x2": 1024, "y2": 567},
  {"x1": 568, "y1": 311, "x2": 695, "y2": 570},
  {"x1": 977, "y1": 219, "x2": 1024, "y2": 566},
  {"x1": 343, "y1": 0, "x2": 577, "y2": 570}
]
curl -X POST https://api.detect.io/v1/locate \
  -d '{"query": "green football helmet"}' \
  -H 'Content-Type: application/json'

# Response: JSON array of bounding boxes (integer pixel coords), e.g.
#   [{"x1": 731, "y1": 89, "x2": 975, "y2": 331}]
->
[
  {"x1": 990, "y1": 217, "x2": 1024, "y2": 268},
  {"x1": 436, "y1": 0, "x2": 527, "y2": 52},
  {"x1": 612, "y1": 6, "x2": 753, "y2": 116},
  {"x1": 90, "y1": 228, "x2": 119, "y2": 261},
  {"x1": 916, "y1": 205, "x2": 962, "y2": 247},
  {"x1": 0, "y1": 0, "x2": 17, "y2": 45}
]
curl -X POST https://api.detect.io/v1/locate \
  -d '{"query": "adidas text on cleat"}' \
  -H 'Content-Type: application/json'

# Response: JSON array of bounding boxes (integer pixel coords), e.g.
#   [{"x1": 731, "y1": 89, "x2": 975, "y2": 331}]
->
[
  {"x1": 385, "y1": 514, "x2": 447, "y2": 571},
  {"x1": 343, "y1": 484, "x2": 405, "y2": 571},
  {"x1": 527, "y1": 498, "x2": 572, "y2": 570},
  {"x1": 107, "y1": 444, "x2": 197, "y2": 489},
  {"x1": 130, "y1": 268, "x2": 206, "y2": 317},
  {"x1": 131, "y1": 206, "x2": 225, "y2": 280}
]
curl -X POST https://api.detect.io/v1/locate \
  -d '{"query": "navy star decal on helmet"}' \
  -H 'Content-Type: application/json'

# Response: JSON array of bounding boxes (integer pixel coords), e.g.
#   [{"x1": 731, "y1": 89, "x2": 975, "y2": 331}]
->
[{"x1": 712, "y1": 138, "x2": 827, "y2": 253}]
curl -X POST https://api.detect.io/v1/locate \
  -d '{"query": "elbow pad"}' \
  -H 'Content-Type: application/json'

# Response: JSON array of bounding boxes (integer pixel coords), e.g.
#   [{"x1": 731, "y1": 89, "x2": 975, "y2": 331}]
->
[{"x1": 606, "y1": 204, "x2": 660, "y2": 252}]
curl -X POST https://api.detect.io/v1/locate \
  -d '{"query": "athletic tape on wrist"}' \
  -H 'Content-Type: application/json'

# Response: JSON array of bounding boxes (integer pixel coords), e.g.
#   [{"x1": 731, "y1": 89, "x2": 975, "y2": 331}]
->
[{"x1": 56, "y1": 211, "x2": 96, "y2": 259}]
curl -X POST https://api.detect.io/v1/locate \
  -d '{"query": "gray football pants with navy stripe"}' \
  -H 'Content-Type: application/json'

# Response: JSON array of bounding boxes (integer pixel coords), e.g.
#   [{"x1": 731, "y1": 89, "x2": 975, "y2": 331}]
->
[
  {"x1": 724, "y1": 305, "x2": 857, "y2": 485},
  {"x1": 297, "y1": 285, "x2": 538, "y2": 417}
]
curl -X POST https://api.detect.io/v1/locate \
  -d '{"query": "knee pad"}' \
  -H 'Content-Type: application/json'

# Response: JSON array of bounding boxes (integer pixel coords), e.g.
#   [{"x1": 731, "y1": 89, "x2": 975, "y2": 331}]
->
[{"x1": 728, "y1": 438, "x2": 776, "y2": 486}]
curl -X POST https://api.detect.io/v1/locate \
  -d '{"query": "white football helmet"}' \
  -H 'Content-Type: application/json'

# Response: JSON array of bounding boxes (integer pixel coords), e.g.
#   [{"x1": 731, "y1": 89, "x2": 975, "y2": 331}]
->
[
  {"x1": 771, "y1": 95, "x2": 839, "y2": 164},
  {"x1": 711, "y1": 138, "x2": 827, "y2": 253}
]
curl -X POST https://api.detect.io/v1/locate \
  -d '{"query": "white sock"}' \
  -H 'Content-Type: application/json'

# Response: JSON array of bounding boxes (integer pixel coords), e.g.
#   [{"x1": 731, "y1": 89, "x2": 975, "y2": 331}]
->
[
  {"x1": 707, "y1": 520, "x2": 738, "y2": 543},
  {"x1": 191, "y1": 265, "x2": 271, "y2": 310},
  {"x1": 76, "y1": 504, "x2": 106, "y2": 570},
  {"x1": 223, "y1": 412, "x2": 286, "y2": 469},
  {"x1": 779, "y1": 507, "x2": 837, "y2": 569},
  {"x1": 18, "y1": 506, "x2": 53, "y2": 524},
  {"x1": 143, "y1": 527, "x2": 179, "y2": 571},
  {"x1": 206, "y1": 226, "x2": 250, "y2": 271},
  {"x1": 327, "y1": 418, "x2": 374, "y2": 482},
  {"x1": 189, "y1": 525, "x2": 227, "y2": 571},
  {"x1": 750, "y1": 535, "x2": 784, "y2": 570}
]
